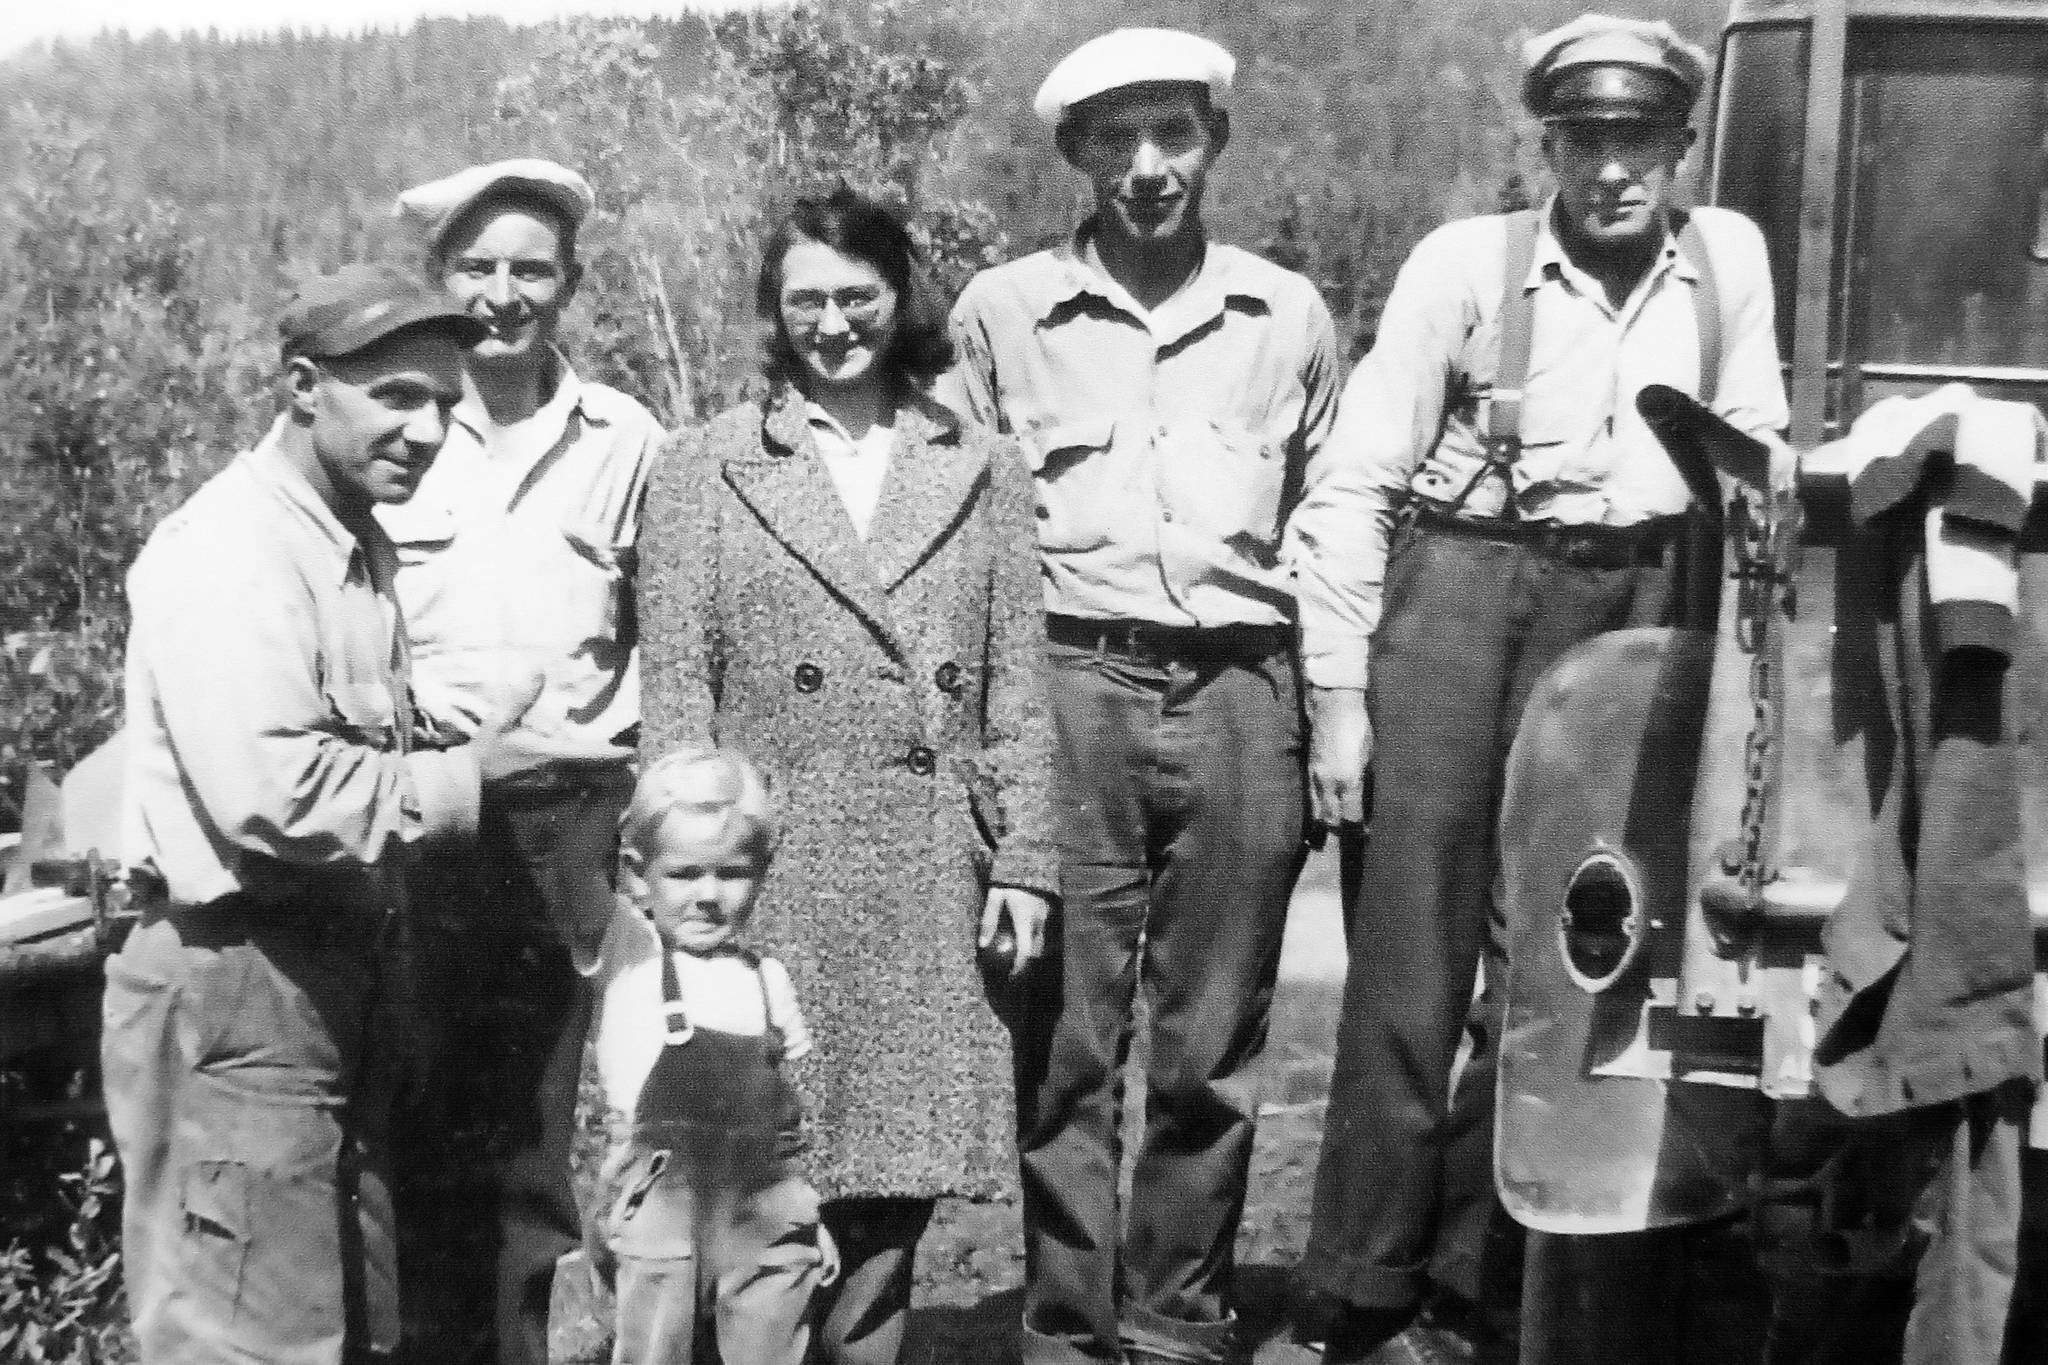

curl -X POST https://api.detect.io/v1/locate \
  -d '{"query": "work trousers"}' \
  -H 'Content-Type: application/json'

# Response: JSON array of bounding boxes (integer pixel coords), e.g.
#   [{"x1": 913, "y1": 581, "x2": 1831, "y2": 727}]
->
[
  {"x1": 1760, "y1": 1087, "x2": 2032, "y2": 1365},
  {"x1": 601, "y1": 1153, "x2": 828, "y2": 1365},
  {"x1": 104, "y1": 893, "x2": 405, "y2": 1365},
  {"x1": 1019, "y1": 641, "x2": 1308, "y2": 1365},
  {"x1": 395, "y1": 775, "x2": 629, "y2": 1365},
  {"x1": 1305, "y1": 527, "x2": 1677, "y2": 1320}
]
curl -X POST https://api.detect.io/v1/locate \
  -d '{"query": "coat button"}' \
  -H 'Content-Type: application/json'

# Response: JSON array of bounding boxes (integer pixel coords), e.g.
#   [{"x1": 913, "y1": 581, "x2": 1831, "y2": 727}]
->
[
  {"x1": 905, "y1": 745, "x2": 937, "y2": 776},
  {"x1": 934, "y1": 661, "x2": 965, "y2": 695},
  {"x1": 793, "y1": 663, "x2": 824, "y2": 693}
]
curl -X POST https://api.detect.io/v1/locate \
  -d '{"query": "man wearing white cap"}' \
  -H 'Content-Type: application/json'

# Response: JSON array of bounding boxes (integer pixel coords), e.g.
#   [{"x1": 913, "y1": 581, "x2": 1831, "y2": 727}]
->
[
  {"x1": 946, "y1": 28, "x2": 1369, "y2": 1365},
  {"x1": 1298, "y1": 14, "x2": 1790, "y2": 1362},
  {"x1": 385, "y1": 159, "x2": 664, "y2": 1365}
]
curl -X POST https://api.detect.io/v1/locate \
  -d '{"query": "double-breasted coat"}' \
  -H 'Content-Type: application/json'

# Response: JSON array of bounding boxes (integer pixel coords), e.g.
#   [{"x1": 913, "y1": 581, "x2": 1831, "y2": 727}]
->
[{"x1": 637, "y1": 385, "x2": 1061, "y2": 1201}]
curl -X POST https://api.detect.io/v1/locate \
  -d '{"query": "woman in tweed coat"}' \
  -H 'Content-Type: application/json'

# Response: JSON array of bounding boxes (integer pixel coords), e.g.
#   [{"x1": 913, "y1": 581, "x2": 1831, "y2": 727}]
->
[{"x1": 636, "y1": 188, "x2": 1060, "y2": 1365}]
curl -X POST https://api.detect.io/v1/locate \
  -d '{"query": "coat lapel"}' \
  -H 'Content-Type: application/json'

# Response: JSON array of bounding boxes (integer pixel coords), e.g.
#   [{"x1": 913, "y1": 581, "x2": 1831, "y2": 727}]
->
[
  {"x1": 722, "y1": 392, "x2": 906, "y2": 658},
  {"x1": 866, "y1": 396, "x2": 989, "y2": 593}
]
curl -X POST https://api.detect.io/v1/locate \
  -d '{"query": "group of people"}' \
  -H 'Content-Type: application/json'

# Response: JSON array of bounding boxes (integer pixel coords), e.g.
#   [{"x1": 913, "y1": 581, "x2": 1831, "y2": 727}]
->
[{"x1": 99, "y1": 12, "x2": 1826, "y2": 1365}]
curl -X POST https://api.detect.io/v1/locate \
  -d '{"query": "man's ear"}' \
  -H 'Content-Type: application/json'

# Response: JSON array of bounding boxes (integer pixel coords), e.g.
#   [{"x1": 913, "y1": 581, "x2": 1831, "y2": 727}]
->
[
  {"x1": 1673, "y1": 124, "x2": 1699, "y2": 169},
  {"x1": 1207, "y1": 107, "x2": 1231, "y2": 158},
  {"x1": 559, "y1": 259, "x2": 585, "y2": 309},
  {"x1": 618, "y1": 844, "x2": 646, "y2": 901},
  {"x1": 285, "y1": 357, "x2": 321, "y2": 421}
]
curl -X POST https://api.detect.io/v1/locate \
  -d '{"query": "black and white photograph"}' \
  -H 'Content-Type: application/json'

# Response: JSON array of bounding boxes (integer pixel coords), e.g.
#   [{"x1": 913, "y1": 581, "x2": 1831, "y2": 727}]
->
[{"x1": 2, "y1": 2, "x2": 2046, "y2": 1363}]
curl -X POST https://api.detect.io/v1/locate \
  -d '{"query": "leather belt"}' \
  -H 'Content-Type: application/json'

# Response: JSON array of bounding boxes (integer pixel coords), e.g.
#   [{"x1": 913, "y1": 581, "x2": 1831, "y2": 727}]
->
[
  {"x1": 1046, "y1": 614, "x2": 1292, "y2": 665},
  {"x1": 1410, "y1": 506, "x2": 1684, "y2": 570}
]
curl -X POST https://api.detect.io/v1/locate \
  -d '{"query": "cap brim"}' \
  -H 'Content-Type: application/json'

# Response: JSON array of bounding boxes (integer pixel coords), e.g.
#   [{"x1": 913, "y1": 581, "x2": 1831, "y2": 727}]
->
[{"x1": 307, "y1": 299, "x2": 488, "y2": 359}]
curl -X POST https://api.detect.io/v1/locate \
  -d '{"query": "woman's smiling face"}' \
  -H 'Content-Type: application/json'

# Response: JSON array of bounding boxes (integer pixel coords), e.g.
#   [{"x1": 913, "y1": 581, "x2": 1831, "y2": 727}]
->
[{"x1": 776, "y1": 237, "x2": 900, "y2": 394}]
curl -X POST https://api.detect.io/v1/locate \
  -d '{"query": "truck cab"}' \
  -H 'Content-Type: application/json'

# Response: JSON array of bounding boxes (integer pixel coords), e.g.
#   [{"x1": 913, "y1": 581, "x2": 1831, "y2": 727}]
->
[{"x1": 1714, "y1": 0, "x2": 2048, "y2": 439}]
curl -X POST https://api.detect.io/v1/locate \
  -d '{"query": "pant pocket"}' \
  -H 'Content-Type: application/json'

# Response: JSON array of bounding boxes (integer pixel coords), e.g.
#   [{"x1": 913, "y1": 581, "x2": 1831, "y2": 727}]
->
[{"x1": 177, "y1": 1160, "x2": 253, "y2": 1329}]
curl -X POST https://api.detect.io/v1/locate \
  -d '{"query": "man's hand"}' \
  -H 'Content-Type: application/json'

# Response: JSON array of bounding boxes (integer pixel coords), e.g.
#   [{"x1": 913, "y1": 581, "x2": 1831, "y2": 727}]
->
[
  {"x1": 1308, "y1": 685, "x2": 1372, "y2": 830},
  {"x1": 979, "y1": 886, "x2": 1057, "y2": 977},
  {"x1": 470, "y1": 673, "x2": 631, "y2": 792}
]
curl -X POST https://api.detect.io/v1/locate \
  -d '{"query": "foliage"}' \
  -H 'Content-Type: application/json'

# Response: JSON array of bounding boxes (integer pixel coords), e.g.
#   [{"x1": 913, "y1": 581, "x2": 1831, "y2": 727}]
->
[
  {"x1": 0, "y1": 1136, "x2": 129, "y2": 1365},
  {"x1": 0, "y1": 111, "x2": 267, "y2": 825},
  {"x1": 491, "y1": 3, "x2": 1006, "y2": 425}
]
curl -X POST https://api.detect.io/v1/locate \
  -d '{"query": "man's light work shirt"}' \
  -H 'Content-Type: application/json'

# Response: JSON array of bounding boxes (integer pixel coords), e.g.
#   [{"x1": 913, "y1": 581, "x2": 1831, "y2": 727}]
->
[
  {"x1": 123, "y1": 418, "x2": 477, "y2": 906},
  {"x1": 1327, "y1": 202, "x2": 1791, "y2": 685},
  {"x1": 945, "y1": 234, "x2": 1371, "y2": 689},
  {"x1": 375, "y1": 357, "x2": 663, "y2": 744}
]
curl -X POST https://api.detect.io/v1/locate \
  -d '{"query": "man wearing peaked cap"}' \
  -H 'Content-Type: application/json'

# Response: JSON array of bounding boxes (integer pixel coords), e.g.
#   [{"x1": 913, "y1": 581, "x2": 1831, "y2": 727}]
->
[
  {"x1": 945, "y1": 26, "x2": 1373, "y2": 1365},
  {"x1": 1296, "y1": 10, "x2": 1789, "y2": 1364},
  {"x1": 383, "y1": 159, "x2": 665, "y2": 1365},
  {"x1": 102, "y1": 265, "x2": 605, "y2": 1363},
  {"x1": 1520, "y1": 13, "x2": 1708, "y2": 126}
]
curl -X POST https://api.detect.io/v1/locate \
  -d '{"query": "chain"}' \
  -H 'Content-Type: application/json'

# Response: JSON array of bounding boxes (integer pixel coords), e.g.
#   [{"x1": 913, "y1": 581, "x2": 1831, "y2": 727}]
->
[{"x1": 1727, "y1": 485, "x2": 1800, "y2": 903}]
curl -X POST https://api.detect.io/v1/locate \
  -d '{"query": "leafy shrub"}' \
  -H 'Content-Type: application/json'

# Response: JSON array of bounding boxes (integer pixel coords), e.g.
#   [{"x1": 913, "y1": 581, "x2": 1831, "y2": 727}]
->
[
  {"x1": 0, "y1": 1137, "x2": 130, "y2": 1365},
  {"x1": 0, "y1": 109, "x2": 267, "y2": 828}
]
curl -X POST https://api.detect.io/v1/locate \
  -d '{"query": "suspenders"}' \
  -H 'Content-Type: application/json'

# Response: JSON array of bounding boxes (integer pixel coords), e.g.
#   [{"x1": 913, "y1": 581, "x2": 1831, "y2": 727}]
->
[{"x1": 1435, "y1": 208, "x2": 1725, "y2": 522}]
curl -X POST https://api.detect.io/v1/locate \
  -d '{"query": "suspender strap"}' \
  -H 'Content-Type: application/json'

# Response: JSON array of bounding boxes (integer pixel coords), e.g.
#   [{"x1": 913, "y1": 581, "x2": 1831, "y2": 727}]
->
[
  {"x1": 1676, "y1": 213, "x2": 1722, "y2": 408},
  {"x1": 1484, "y1": 208, "x2": 1545, "y2": 449}
]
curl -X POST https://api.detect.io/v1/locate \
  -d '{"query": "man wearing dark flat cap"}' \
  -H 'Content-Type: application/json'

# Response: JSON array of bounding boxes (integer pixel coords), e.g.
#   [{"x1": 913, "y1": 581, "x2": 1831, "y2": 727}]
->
[
  {"x1": 1298, "y1": 14, "x2": 1791, "y2": 1362},
  {"x1": 102, "y1": 265, "x2": 598, "y2": 1364}
]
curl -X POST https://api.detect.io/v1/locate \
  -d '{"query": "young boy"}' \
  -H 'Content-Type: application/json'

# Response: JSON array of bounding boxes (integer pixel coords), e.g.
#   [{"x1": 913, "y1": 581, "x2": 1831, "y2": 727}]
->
[{"x1": 589, "y1": 746, "x2": 838, "y2": 1365}]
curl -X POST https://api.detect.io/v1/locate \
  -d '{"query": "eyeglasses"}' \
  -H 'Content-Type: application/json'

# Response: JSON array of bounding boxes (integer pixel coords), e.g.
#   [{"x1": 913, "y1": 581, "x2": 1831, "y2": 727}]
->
[{"x1": 780, "y1": 286, "x2": 892, "y2": 324}]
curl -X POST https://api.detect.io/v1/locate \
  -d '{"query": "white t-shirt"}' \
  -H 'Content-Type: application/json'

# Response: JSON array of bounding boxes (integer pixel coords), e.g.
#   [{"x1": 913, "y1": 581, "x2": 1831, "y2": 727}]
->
[{"x1": 590, "y1": 899, "x2": 810, "y2": 1123}]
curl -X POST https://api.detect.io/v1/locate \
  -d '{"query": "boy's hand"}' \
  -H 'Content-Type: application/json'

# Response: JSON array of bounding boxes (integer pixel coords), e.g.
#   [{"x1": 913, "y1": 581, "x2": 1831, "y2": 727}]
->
[
  {"x1": 817, "y1": 1223, "x2": 841, "y2": 1286},
  {"x1": 980, "y1": 886, "x2": 1056, "y2": 977}
]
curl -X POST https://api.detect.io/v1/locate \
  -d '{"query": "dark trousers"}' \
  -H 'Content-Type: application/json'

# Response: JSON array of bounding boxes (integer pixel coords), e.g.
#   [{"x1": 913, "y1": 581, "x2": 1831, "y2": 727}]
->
[
  {"x1": 815, "y1": 1195, "x2": 935, "y2": 1365},
  {"x1": 1304, "y1": 527, "x2": 1677, "y2": 1318},
  {"x1": 1760, "y1": 1088, "x2": 2032, "y2": 1365},
  {"x1": 1019, "y1": 641, "x2": 1308, "y2": 1365},
  {"x1": 104, "y1": 894, "x2": 405, "y2": 1364},
  {"x1": 395, "y1": 778, "x2": 627, "y2": 1365}
]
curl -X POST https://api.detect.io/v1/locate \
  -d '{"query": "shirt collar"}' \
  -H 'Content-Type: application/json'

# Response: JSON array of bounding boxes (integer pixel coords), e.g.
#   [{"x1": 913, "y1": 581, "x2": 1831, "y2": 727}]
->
[
  {"x1": 449, "y1": 348, "x2": 606, "y2": 444},
  {"x1": 1528, "y1": 196, "x2": 1700, "y2": 294},
  {"x1": 763, "y1": 381, "x2": 959, "y2": 455},
  {"x1": 803, "y1": 399, "x2": 897, "y2": 451},
  {"x1": 242, "y1": 413, "x2": 384, "y2": 587},
  {"x1": 1026, "y1": 223, "x2": 1269, "y2": 340}
]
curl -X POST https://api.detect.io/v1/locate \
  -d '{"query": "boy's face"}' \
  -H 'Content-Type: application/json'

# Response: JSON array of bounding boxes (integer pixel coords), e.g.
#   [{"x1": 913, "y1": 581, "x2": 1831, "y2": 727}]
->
[{"x1": 623, "y1": 811, "x2": 765, "y2": 955}]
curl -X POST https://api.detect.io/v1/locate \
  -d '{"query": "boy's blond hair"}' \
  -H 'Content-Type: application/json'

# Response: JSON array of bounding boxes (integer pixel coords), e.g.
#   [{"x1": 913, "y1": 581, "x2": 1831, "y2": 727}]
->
[{"x1": 621, "y1": 746, "x2": 777, "y2": 865}]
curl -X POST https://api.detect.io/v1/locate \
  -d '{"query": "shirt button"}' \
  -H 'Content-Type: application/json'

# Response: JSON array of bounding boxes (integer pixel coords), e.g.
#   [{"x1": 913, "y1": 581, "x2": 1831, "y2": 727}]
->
[
  {"x1": 1036, "y1": 505, "x2": 1050, "y2": 520},
  {"x1": 934, "y1": 661, "x2": 965, "y2": 695},
  {"x1": 1162, "y1": 509, "x2": 1175, "y2": 522},
  {"x1": 793, "y1": 663, "x2": 824, "y2": 693},
  {"x1": 905, "y1": 744, "x2": 937, "y2": 776},
  {"x1": 1156, "y1": 424, "x2": 1169, "y2": 439}
]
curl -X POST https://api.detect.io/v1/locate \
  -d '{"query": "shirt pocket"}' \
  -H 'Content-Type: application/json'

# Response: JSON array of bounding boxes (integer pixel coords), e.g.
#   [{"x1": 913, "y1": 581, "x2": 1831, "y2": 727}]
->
[
  {"x1": 554, "y1": 519, "x2": 631, "y2": 644},
  {"x1": 1159, "y1": 419, "x2": 1290, "y2": 550},
  {"x1": 1021, "y1": 417, "x2": 1116, "y2": 552}
]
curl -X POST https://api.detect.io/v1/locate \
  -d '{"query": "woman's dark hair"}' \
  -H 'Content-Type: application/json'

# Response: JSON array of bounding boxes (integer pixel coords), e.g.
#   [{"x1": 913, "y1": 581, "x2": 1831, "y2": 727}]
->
[{"x1": 755, "y1": 186, "x2": 956, "y2": 390}]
